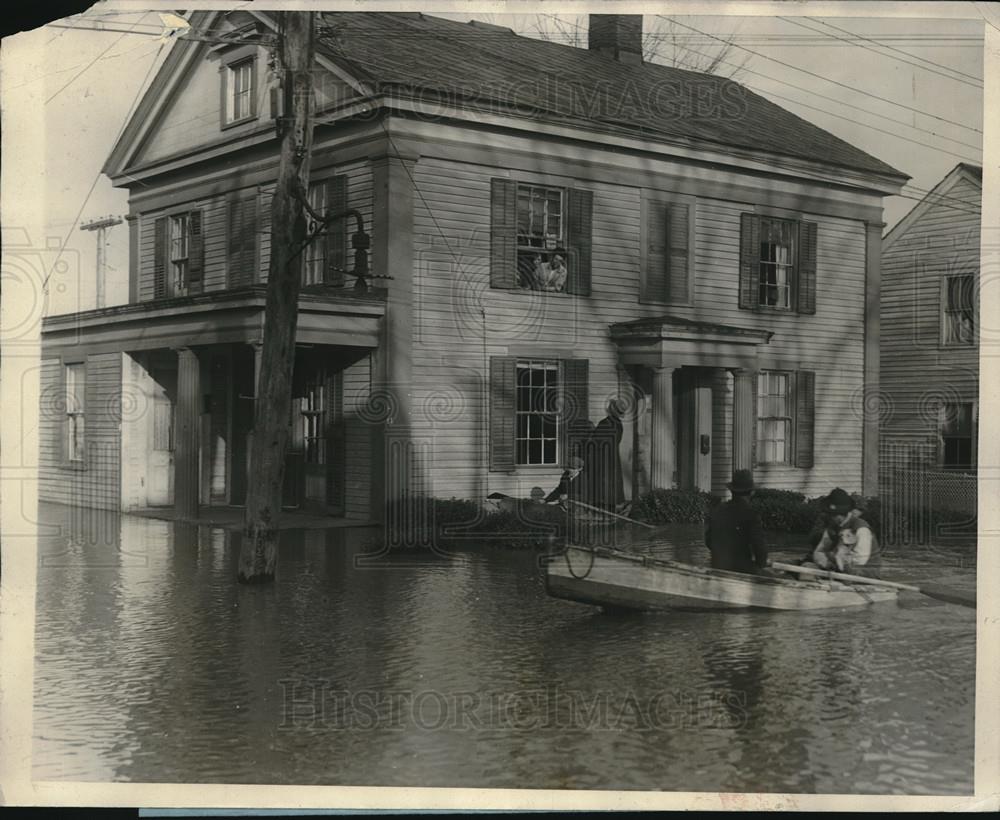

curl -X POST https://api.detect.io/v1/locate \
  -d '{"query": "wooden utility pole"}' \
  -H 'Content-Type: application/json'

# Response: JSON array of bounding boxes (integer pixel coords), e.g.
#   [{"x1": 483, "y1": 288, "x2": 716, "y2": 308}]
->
[
  {"x1": 238, "y1": 11, "x2": 315, "y2": 583},
  {"x1": 80, "y1": 215, "x2": 122, "y2": 308}
]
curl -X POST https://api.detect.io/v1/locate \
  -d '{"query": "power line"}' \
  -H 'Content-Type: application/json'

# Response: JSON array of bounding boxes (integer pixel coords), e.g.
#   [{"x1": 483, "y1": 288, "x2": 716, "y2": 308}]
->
[
  {"x1": 657, "y1": 15, "x2": 981, "y2": 134},
  {"x1": 777, "y1": 16, "x2": 982, "y2": 89},
  {"x1": 744, "y1": 84, "x2": 980, "y2": 163},
  {"x1": 662, "y1": 38, "x2": 981, "y2": 154},
  {"x1": 46, "y1": 29, "x2": 132, "y2": 103},
  {"x1": 809, "y1": 17, "x2": 983, "y2": 83},
  {"x1": 42, "y1": 41, "x2": 168, "y2": 295}
]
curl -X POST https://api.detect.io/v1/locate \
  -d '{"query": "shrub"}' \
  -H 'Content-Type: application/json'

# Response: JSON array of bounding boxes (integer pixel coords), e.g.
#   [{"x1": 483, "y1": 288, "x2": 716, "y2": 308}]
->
[
  {"x1": 631, "y1": 488, "x2": 714, "y2": 525},
  {"x1": 750, "y1": 488, "x2": 823, "y2": 533}
]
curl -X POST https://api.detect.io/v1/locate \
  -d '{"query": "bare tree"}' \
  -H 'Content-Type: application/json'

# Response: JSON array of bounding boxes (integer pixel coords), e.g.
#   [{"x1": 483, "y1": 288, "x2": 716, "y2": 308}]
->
[{"x1": 471, "y1": 14, "x2": 751, "y2": 79}]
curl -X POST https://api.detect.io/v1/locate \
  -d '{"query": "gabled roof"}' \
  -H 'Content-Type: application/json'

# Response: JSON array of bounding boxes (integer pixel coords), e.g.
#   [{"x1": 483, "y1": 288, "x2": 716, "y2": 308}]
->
[
  {"x1": 107, "y1": 11, "x2": 909, "y2": 185},
  {"x1": 883, "y1": 162, "x2": 982, "y2": 251},
  {"x1": 316, "y1": 12, "x2": 907, "y2": 181}
]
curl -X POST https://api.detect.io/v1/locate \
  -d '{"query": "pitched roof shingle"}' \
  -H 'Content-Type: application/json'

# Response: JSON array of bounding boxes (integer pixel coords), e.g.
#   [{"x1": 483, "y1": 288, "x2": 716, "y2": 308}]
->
[{"x1": 317, "y1": 12, "x2": 907, "y2": 180}]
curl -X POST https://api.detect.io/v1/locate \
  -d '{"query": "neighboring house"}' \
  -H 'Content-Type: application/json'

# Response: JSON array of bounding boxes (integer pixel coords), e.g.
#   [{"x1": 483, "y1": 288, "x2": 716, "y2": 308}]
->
[
  {"x1": 38, "y1": 12, "x2": 908, "y2": 521},
  {"x1": 879, "y1": 163, "x2": 980, "y2": 514}
]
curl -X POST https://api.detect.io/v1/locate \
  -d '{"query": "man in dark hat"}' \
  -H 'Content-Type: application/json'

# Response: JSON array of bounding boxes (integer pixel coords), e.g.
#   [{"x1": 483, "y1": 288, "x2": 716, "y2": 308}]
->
[
  {"x1": 811, "y1": 487, "x2": 881, "y2": 575},
  {"x1": 704, "y1": 469, "x2": 768, "y2": 574}
]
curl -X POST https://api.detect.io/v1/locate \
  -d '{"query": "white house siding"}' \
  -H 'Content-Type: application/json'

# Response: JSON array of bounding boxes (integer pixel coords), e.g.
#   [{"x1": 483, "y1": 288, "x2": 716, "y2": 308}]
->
[
  {"x1": 407, "y1": 153, "x2": 872, "y2": 501},
  {"x1": 880, "y1": 173, "x2": 980, "y2": 460},
  {"x1": 136, "y1": 162, "x2": 374, "y2": 299},
  {"x1": 343, "y1": 352, "x2": 374, "y2": 520},
  {"x1": 38, "y1": 352, "x2": 123, "y2": 511}
]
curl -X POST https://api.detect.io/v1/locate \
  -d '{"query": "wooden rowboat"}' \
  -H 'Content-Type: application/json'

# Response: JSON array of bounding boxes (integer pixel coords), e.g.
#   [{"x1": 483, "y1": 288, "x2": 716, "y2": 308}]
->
[{"x1": 545, "y1": 544, "x2": 900, "y2": 611}]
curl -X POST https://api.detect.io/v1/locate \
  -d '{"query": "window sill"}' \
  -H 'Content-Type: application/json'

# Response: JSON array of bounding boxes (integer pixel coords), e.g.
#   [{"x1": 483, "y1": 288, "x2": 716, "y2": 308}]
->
[
  {"x1": 749, "y1": 305, "x2": 797, "y2": 315},
  {"x1": 221, "y1": 115, "x2": 258, "y2": 131},
  {"x1": 938, "y1": 342, "x2": 976, "y2": 350},
  {"x1": 639, "y1": 297, "x2": 693, "y2": 307},
  {"x1": 60, "y1": 462, "x2": 87, "y2": 472}
]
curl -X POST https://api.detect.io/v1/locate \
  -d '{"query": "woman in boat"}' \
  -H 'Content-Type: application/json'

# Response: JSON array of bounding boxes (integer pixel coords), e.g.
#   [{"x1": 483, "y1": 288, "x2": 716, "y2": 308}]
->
[
  {"x1": 704, "y1": 469, "x2": 768, "y2": 575},
  {"x1": 811, "y1": 488, "x2": 881, "y2": 576}
]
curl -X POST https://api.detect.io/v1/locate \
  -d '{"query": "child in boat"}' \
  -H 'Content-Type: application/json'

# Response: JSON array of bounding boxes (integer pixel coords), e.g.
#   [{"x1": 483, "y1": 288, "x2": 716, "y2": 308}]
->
[{"x1": 811, "y1": 488, "x2": 881, "y2": 576}]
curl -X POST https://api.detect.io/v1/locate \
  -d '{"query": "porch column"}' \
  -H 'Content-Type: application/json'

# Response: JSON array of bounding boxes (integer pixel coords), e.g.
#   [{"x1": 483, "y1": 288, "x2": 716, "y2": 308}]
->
[
  {"x1": 174, "y1": 347, "x2": 201, "y2": 520},
  {"x1": 730, "y1": 368, "x2": 757, "y2": 474},
  {"x1": 650, "y1": 366, "x2": 676, "y2": 490}
]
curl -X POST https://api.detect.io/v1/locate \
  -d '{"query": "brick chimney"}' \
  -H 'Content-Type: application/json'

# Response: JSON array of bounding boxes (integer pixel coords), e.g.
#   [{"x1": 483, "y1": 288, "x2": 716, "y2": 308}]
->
[{"x1": 588, "y1": 14, "x2": 643, "y2": 65}]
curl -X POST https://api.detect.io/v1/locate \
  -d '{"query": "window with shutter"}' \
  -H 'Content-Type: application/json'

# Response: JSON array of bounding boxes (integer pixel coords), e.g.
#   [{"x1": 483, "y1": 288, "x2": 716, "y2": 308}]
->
[
  {"x1": 491, "y1": 179, "x2": 592, "y2": 295},
  {"x1": 756, "y1": 370, "x2": 792, "y2": 464},
  {"x1": 740, "y1": 213, "x2": 818, "y2": 314},
  {"x1": 642, "y1": 197, "x2": 691, "y2": 304},
  {"x1": 187, "y1": 210, "x2": 205, "y2": 294}
]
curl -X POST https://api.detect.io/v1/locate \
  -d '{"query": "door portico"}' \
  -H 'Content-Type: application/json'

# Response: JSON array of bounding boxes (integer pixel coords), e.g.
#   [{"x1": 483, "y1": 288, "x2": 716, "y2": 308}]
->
[{"x1": 610, "y1": 315, "x2": 773, "y2": 494}]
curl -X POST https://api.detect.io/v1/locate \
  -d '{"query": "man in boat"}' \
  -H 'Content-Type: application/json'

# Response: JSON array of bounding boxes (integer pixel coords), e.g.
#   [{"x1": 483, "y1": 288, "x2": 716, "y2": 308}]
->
[
  {"x1": 545, "y1": 455, "x2": 587, "y2": 504},
  {"x1": 810, "y1": 488, "x2": 881, "y2": 576},
  {"x1": 704, "y1": 469, "x2": 768, "y2": 575}
]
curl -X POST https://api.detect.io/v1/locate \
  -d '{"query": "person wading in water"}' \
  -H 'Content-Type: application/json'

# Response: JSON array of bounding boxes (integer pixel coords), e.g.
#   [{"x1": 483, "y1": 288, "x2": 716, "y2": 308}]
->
[{"x1": 704, "y1": 469, "x2": 768, "y2": 575}]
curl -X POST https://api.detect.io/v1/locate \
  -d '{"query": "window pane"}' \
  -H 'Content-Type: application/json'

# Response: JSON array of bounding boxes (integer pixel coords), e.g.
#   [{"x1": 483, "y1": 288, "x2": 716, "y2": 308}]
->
[{"x1": 543, "y1": 439, "x2": 557, "y2": 464}]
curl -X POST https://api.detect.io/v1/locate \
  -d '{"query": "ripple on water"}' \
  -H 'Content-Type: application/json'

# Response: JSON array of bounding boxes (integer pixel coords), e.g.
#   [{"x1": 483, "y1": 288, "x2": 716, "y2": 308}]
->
[{"x1": 32, "y1": 505, "x2": 975, "y2": 793}]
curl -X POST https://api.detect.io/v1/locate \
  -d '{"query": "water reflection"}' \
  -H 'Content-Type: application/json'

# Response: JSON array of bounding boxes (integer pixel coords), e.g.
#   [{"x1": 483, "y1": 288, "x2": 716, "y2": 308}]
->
[{"x1": 33, "y1": 503, "x2": 975, "y2": 793}]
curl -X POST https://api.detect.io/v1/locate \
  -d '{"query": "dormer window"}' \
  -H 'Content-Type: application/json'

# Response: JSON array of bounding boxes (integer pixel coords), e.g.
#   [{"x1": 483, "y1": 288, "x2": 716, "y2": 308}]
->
[{"x1": 223, "y1": 56, "x2": 257, "y2": 126}]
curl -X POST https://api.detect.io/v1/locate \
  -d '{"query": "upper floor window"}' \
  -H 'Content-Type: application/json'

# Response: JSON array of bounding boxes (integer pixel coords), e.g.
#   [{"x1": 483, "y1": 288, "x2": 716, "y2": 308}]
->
[
  {"x1": 739, "y1": 213, "x2": 817, "y2": 315},
  {"x1": 942, "y1": 273, "x2": 976, "y2": 346},
  {"x1": 224, "y1": 57, "x2": 256, "y2": 125},
  {"x1": 65, "y1": 362, "x2": 86, "y2": 463},
  {"x1": 169, "y1": 214, "x2": 190, "y2": 297},
  {"x1": 490, "y1": 178, "x2": 592, "y2": 296},
  {"x1": 304, "y1": 182, "x2": 328, "y2": 286},
  {"x1": 757, "y1": 217, "x2": 795, "y2": 309},
  {"x1": 516, "y1": 185, "x2": 568, "y2": 292}
]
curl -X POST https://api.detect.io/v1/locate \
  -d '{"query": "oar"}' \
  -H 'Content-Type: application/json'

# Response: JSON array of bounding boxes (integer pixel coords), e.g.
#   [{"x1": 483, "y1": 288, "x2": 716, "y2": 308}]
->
[
  {"x1": 566, "y1": 499, "x2": 656, "y2": 529},
  {"x1": 771, "y1": 561, "x2": 976, "y2": 609}
]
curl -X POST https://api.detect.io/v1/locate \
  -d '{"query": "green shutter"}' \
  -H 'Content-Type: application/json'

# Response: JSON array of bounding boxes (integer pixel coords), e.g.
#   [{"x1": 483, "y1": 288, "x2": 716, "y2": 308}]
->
[
  {"x1": 325, "y1": 175, "x2": 348, "y2": 287},
  {"x1": 187, "y1": 210, "x2": 204, "y2": 294},
  {"x1": 566, "y1": 188, "x2": 592, "y2": 296},
  {"x1": 739, "y1": 212, "x2": 759, "y2": 310},
  {"x1": 153, "y1": 216, "x2": 167, "y2": 299},
  {"x1": 797, "y1": 221, "x2": 818, "y2": 315},
  {"x1": 667, "y1": 202, "x2": 690, "y2": 304},
  {"x1": 794, "y1": 370, "x2": 816, "y2": 469},
  {"x1": 489, "y1": 356, "x2": 517, "y2": 471},
  {"x1": 559, "y1": 359, "x2": 590, "y2": 466},
  {"x1": 490, "y1": 178, "x2": 517, "y2": 289}
]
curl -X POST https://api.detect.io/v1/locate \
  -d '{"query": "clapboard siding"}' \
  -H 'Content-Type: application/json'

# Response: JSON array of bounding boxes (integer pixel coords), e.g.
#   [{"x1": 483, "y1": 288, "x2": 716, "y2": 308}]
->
[
  {"x1": 38, "y1": 353, "x2": 122, "y2": 511},
  {"x1": 342, "y1": 353, "x2": 373, "y2": 520},
  {"x1": 880, "y1": 171, "x2": 980, "y2": 451},
  {"x1": 136, "y1": 163, "x2": 374, "y2": 299},
  {"x1": 408, "y1": 155, "x2": 872, "y2": 499}
]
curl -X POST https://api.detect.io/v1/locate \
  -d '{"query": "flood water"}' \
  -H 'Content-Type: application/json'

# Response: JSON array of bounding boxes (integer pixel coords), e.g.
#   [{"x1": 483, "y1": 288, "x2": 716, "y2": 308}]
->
[{"x1": 32, "y1": 502, "x2": 976, "y2": 794}]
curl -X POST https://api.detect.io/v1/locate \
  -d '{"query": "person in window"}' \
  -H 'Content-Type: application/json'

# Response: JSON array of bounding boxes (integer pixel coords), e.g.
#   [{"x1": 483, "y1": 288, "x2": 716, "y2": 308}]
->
[
  {"x1": 704, "y1": 469, "x2": 768, "y2": 575},
  {"x1": 540, "y1": 251, "x2": 568, "y2": 292},
  {"x1": 810, "y1": 488, "x2": 881, "y2": 576}
]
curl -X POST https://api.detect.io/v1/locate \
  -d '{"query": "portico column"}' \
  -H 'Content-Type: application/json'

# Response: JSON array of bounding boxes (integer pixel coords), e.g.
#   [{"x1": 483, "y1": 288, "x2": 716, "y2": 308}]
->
[
  {"x1": 650, "y1": 366, "x2": 676, "y2": 490},
  {"x1": 730, "y1": 368, "x2": 757, "y2": 474},
  {"x1": 174, "y1": 347, "x2": 201, "y2": 520}
]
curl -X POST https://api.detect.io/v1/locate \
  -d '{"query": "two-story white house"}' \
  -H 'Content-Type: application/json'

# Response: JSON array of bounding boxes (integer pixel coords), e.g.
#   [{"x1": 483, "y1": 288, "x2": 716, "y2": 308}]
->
[{"x1": 38, "y1": 11, "x2": 909, "y2": 522}]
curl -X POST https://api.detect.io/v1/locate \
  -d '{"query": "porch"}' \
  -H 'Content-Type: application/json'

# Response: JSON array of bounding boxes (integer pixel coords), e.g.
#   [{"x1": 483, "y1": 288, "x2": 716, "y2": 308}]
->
[
  {"x1": 40, "y1": 285, "x2": 385, "y2": 520},
  {"x1": 611, "y1": 315, "x2": 774, "y2": 496}
]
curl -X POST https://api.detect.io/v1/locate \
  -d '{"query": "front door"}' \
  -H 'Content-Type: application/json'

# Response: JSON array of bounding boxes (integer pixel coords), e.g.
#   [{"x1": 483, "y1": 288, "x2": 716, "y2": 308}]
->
[{"x1": 676, "y1": 368, "x2": 713, "y2": 492}]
